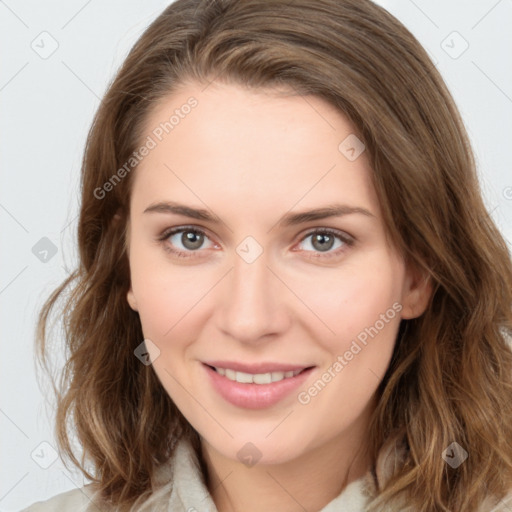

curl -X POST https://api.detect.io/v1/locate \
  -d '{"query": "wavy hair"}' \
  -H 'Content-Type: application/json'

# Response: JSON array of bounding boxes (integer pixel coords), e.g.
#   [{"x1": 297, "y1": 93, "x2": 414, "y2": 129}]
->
[{"x1": 36, "y1": 0, "x2": 512, "y2": 510}]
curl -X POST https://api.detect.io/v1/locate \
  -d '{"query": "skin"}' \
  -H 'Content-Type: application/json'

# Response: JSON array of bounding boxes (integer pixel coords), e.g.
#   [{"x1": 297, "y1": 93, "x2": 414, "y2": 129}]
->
[{"x1": 126, "y1": 81, "x2": 431, "y2": 512}]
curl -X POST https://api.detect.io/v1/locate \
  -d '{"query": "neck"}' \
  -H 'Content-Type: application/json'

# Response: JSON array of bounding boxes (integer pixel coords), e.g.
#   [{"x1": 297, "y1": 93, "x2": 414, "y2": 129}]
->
[{"x1": 200, "y1": 401, "x2": 375, "y2": 512}]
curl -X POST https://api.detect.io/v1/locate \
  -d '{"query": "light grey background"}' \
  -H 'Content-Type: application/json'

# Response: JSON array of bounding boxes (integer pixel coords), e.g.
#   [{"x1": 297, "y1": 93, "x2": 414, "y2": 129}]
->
[{"x1": 1, "y1": 0, "x2": 511, "y2": 510}]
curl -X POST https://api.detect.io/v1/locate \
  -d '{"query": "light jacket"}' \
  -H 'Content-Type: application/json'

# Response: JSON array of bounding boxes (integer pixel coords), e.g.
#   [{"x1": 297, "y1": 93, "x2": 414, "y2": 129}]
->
[{"x1": 21, "y1": 434, "x2": 512, "y2": 511}]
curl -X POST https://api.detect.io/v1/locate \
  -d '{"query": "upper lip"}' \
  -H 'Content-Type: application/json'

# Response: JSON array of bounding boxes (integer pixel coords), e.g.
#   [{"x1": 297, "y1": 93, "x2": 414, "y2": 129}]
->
[{"x1": 203, "y1": 361, "x2": 314, "y2": 373}]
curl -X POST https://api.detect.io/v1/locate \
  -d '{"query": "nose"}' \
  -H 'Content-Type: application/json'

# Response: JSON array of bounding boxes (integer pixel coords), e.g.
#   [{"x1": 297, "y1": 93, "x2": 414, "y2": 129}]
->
[{"x1": 215, "y1": 250, "x2": 291, "y2": 345}]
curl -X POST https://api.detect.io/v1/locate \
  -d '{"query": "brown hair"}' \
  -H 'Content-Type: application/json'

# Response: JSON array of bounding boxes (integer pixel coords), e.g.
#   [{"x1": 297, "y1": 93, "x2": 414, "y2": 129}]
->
[{"x1": 37, "y1": 0, "x2": 512, "y2": 510}]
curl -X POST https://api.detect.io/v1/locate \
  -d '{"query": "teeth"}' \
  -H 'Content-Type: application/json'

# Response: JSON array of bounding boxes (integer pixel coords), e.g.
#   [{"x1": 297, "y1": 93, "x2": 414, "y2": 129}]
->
[
  {"x1": 214, "y1": 367, "x2": 302, "y2": 384},
  {"x1": 236, "y1": 371, "x2": 253, "y2": 383},
  {"x1": 253, "y1": 373, "x2": 272, "y2": 384},
  {"x1": 272, "y1": 371, "x2": 284, "y2": 382}
]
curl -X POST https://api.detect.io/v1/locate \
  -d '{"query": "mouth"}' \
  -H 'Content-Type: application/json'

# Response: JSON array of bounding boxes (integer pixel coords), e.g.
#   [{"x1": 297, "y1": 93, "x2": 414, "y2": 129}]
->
[
  {"x1": 206, "y1": 364, "x2": 308, "y2": 384},
  {"x1": 202, "y1": 361, "x2": 315, "y2": 409}
]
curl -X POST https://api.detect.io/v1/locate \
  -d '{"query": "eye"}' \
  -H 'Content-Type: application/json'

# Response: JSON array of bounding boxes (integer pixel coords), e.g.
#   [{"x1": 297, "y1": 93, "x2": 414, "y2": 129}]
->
[
  {"x1": 157, "y1": 226, "x2": 354, "y2": 260},
  {"x1": 296, "y1": 228, "x2": 354, "y2": 257},
  {"x1": 158, "y1": 226, "x2": 216, "y2": 258}
]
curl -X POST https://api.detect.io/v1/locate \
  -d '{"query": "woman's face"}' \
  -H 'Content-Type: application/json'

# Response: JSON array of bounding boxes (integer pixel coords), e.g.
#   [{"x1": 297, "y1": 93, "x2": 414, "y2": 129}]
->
[{"x1": 126, "y1": 81, "x2": 428, "y2": 466}]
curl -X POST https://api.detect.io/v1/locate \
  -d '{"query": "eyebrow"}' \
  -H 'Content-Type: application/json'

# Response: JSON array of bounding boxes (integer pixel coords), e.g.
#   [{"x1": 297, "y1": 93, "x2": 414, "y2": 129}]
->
[{"x1": 143, "y1": 201, "x2": 375, "y2": 226}]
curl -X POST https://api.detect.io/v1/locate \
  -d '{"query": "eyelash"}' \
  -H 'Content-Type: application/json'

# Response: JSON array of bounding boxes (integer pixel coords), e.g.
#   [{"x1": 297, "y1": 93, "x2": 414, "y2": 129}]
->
[{"x1": 157, "y1": 226, "x2": 354, "y2": 260}]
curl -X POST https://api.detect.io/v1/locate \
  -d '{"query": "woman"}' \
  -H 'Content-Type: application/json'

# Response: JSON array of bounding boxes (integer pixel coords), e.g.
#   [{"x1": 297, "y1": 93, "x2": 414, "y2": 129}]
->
[{"x1": 24, "y1": 0, "x2": 512, "y2": 510}]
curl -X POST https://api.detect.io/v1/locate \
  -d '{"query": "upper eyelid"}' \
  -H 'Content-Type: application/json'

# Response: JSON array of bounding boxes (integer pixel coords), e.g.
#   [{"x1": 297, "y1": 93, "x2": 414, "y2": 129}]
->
[{"x1": 160, "y1": 225, "x2": 216, "y2": 243}]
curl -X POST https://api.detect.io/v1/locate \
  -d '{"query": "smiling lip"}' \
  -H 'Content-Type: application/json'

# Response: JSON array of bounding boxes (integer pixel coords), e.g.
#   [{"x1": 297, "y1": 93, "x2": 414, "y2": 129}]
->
[
  {"x1": 202, "y1": 361, "x2": 315, "y2": 409},
  {"x1": 203, "y1": 360, "x2": 310, "y2": 373}
]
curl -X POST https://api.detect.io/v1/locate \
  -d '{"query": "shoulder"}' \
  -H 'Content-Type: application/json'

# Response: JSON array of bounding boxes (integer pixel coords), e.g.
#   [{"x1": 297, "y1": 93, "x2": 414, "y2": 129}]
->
[
  {"x1": 20, "y1": 485, "x2": 99, "y2": 512},
  {"x1": 482, "y1": 489, "x2": 512, "y2": 512}
]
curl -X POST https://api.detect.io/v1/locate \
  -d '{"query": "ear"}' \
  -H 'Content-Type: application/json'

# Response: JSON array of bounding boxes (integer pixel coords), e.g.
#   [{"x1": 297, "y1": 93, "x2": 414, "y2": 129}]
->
[
  {"x1": 400, "y1": 263, "x2": 433, "y2": 319},
  {"x1": 123, "y1": 215, "x2": 138, "y2": 311},
  {"x1": 127, "y1": 287, "x2": 138, "y2": 312}
]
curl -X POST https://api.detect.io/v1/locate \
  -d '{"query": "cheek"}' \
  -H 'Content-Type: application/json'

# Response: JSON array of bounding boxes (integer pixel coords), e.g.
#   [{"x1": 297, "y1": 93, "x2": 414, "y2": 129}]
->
[
  {"x1": 295, "y1": 257, "x2": 404, "y2": 352},
  {"x1": 295, "y1": 261, "x2": 403, "y2": 427},
  {"x1": 129, "y1": 242, "x2": 179, "y2": 337},
  {"x1": 129, "y1": 244, "x2": 215, "y2": 344}
]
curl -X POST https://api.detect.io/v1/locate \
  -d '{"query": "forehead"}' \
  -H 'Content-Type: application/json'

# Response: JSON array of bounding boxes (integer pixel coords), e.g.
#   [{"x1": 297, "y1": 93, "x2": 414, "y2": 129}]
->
[{"x1": 131, "y1": 81, "x2": 379, "y2": 220}]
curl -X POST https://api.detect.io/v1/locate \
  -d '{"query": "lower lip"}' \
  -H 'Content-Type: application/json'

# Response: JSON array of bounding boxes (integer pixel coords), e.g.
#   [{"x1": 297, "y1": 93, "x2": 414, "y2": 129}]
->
[{"x1": 203, "y1": 364, "x2": 314, "y2": 410}]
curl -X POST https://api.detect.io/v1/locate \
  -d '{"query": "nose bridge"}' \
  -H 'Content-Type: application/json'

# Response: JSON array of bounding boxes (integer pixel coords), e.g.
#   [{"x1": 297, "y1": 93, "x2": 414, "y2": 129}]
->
[{"x1": 217, "y1": 247, "x2": 288, "y2": 343}]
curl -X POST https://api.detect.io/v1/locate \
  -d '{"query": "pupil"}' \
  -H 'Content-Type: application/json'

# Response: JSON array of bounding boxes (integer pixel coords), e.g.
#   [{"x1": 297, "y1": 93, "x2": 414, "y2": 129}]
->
[
  {"x1": 182, "y1": 231, "x2": 203, "y2": 250},
  {"x1": 312, "y1": 233, "x2": 333, "y2": 252}
]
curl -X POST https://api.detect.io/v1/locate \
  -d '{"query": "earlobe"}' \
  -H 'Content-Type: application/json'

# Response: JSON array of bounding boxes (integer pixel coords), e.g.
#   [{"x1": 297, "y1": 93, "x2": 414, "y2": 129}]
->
[
  {"x1": 127, "y1": 287, "x2": 138, "y2": 312},
  {"x1": 401, "y1": 268, "x2": 433, "y2": 320}
]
